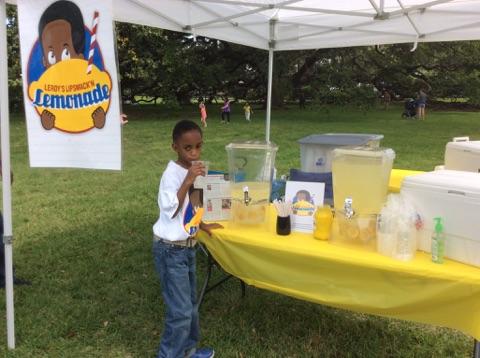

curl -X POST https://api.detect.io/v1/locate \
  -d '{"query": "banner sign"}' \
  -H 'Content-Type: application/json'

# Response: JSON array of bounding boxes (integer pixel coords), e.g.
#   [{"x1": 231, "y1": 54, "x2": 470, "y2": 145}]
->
[{"x1": 18, "y1": 0, "x2": 121, "y2": 170}]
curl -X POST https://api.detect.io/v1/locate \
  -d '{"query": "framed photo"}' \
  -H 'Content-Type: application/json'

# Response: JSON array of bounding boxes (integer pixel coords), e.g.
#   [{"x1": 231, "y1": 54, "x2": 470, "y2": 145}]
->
[{"x1": 285, "y1": 181, "x2": 325, "y2": 233}]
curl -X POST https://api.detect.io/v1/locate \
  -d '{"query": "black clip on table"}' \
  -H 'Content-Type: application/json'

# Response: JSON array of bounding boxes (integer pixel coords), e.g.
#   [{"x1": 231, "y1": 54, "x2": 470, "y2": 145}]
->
[{"x1": 197, "y1": 242, "x2": 245, "y2": 308}]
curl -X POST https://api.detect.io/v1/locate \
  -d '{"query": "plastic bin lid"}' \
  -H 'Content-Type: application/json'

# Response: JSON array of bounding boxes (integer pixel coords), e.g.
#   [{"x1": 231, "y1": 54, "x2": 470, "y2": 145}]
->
[
  {"x1": 298, "y1": 133, "x2": 383, "y2": 146},
  {"x1": 226, "y1": 141, "x2": 278, "y2": 151},
  {"x1": 333, "y1": 146, "x2": 395, "y2": 159},
  {"x1": 402, "y1": 170, "x2": 480, "y2": 195},
  {"x1": 447, "y1": 140, "x2": 480, "y2": 153}
]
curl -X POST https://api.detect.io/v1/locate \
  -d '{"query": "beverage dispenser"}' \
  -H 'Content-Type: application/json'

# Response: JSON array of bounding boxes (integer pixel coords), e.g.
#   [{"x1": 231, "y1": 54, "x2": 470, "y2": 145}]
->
[
  {"x1": 332, "y1": 147, "x2": 395, "y2": 214},
  {"x1": 226, "y1": 141, "x2": 278, "y2": 227},
  {"x1": 330, "y1": 146, "x2": 395, "y2": 250}
]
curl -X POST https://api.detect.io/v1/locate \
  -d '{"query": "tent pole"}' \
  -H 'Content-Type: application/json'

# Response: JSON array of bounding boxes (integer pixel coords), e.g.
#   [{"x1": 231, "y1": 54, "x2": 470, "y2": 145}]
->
[
  {"x1": 266, "y1": 18, "x2": 276, "y2": 143},
  {"x1": 0, "y1": 0, "x2": 16, "y2": 349},
  {"x1": 266, "y1": 48, "x2": 273, "y2": 143}
]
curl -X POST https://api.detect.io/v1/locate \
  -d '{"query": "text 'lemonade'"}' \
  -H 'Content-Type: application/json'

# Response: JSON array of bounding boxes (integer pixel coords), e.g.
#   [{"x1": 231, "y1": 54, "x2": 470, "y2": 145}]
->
[{"x1": 28, "y1": 59, "x2": 112, "y2": 133}]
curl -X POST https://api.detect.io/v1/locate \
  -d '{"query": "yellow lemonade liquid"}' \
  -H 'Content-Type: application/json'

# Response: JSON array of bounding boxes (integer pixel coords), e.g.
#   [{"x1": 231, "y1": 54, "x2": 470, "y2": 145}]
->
[
  {"x1": 230, "y1": 182, "x2": 270, "y2": 226},
  {"x1": 332, "y1": 152, "x2": 390, "y2": 215},
  {"x1": 314, "y1": 205, "x2": 333, "y2": 240}
]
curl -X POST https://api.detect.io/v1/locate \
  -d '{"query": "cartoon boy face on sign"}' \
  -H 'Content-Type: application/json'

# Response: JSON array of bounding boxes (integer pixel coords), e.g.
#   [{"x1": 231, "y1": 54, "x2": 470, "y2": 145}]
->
[
  {"x1": 40, "y1": 3, "x2": 85, "y2": 67},
  {"x1": 27, "y1": 0, "x2": 112, "y2": 133}
]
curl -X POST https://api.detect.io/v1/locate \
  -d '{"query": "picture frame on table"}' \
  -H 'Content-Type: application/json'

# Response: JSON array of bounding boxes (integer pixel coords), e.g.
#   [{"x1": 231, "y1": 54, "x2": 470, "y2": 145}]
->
[{"x1": 285, "y1": 181, "x2": 325, "y2": 233}]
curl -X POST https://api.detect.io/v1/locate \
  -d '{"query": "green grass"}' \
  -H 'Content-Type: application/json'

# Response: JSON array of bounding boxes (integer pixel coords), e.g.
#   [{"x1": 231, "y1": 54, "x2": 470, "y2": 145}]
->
[{"x1": 0, "y1": 103, "x2": 479, "y2": 357}]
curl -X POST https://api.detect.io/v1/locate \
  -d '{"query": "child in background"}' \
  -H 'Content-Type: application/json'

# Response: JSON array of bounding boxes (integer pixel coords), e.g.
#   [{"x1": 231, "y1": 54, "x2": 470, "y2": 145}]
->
[
  {"x1": 199, "y1": 98, "x2": 207, "y2": 127},
  {"x1": 221, "y1": 97, "x2": 231, "y2": 123},
  {"x1": 243, "y1": 102, "x2": 253, "y2": 121},
  {"x1": 152, "y1": 120, "x2": 222, "y2": 358}
]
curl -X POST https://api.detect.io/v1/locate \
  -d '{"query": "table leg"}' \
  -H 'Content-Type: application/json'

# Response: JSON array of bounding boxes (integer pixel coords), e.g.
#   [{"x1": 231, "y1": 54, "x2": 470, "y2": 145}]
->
[
  {"x1": 198, "y1": 251, "x2": 213, "y2": 308},
  {"x1": 198, "y1": 243, "x2": 246, "y2": 308},
  {"x1": 474, "y1": 339, "x2": 480, "y2": 358}
]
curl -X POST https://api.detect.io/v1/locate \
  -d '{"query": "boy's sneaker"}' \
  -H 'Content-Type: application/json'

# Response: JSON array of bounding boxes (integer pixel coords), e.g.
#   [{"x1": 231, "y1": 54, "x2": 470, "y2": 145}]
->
[{"x1": 191, "y1": 347, "x2": 215, "y2": 358}]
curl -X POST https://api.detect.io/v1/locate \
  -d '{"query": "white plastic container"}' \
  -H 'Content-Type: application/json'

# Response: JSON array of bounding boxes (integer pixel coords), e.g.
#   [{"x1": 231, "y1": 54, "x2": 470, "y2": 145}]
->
[
  {"x1": 401, "y1": 170, "x2": 480, "y2": 267},
  {"x1": 298, "y1": 133, "x2": 383, "y2": 173},
  {"x1": 445, "y1": 140, "x2": 480, "y2": 173}
]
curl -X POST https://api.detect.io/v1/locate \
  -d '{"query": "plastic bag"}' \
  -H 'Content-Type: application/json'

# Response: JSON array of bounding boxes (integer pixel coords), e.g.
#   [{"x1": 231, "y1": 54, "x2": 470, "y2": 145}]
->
[{"x1": 377, "y1": 194, "x2": 419, "y2": 261}]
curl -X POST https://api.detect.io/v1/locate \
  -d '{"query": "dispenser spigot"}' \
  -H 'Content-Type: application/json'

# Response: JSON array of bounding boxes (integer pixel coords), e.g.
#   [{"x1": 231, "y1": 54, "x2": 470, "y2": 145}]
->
[
  {"x1": 243, "y1": 186, "x2": 252, "y2": 206},
  {"x1": 344, "y1": 197, "x2": 355, "y2": 219}
]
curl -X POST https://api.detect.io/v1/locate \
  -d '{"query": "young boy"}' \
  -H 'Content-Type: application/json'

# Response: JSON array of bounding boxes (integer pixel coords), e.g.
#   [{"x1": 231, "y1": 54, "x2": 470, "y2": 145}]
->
[{"x1": 152, "y1": 120, "x2": 222, "y2": 358}]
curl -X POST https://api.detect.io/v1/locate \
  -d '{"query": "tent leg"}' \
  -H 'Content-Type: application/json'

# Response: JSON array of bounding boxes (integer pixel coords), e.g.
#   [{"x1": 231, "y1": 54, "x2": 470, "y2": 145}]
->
[
  {"x1": 474, "y1": 339, "x2": 480, "y2": 358},
  {"x1": 265, "y1": 48, "x2": 273, "y2": 143},
  {"x1": 0, "y1": 0, "x2": 16, "y2": 349}
]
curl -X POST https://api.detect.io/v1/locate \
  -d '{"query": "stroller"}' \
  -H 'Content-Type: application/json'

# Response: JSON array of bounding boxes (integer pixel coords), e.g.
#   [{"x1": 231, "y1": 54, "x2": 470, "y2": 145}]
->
[{"x1": 402, "y1": 99, "x2": 417, "y2": 119}]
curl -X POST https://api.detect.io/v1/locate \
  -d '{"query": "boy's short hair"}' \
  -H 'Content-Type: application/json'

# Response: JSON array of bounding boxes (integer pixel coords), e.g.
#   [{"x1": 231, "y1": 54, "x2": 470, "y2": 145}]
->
[
  {"x1": 39, "y1": 0, "x2": 86, "y2": 55},
  {"x1": 172, "y1": 120, "x2": 203, "y2": 142}
]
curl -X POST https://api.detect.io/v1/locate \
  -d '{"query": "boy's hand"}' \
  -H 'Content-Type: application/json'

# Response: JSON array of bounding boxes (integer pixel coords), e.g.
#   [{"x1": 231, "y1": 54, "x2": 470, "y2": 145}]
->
[
  {"x1": 200, "y1": 222, "x2": 223, "y2": 236},
  {"x1": 185, "y1": 162, "x2": 206, "y2": 185}
]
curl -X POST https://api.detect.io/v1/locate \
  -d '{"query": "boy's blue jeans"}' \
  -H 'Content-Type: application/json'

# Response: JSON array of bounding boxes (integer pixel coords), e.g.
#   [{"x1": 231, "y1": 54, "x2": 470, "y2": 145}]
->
[{"x1": 153, "y1": 240, "x2": 200, "y2": 358}]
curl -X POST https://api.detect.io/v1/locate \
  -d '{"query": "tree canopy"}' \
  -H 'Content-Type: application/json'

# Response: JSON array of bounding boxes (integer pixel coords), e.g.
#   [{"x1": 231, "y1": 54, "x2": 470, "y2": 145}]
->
[{"x1": 6, "y1": 4, "x2": 480, "y2": 109}]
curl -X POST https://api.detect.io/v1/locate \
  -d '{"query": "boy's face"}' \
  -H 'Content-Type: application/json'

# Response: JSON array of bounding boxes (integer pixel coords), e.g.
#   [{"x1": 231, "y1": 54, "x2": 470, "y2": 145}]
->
[
  {"x1": 297, "y1": 192, "x2": 307, "y2": 201},
  {"x1": 41, "y1": 20, "x2": 84, "y2": 68},
  {"x1": 172, "y1": 130, "x2": 203, "y2": 165}
]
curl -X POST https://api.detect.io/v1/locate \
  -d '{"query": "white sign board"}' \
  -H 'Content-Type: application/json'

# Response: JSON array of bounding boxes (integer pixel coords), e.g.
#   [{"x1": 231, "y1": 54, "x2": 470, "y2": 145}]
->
[
  {"x1": 202, "y1": 174, "x2": 231, "y2": 222},
  {"x1": 17, "y1": 0, "x2": 121, "y2": 170}
]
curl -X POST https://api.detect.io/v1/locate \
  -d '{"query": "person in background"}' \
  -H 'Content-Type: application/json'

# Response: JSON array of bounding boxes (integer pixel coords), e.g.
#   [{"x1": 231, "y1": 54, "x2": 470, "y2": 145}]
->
[
  {"x1": 416, "y1": 89, "x2": 428, "y2": 120},
  {"x1": 243, "y1": 102, "x2": 253, "y2": 122},
  {"x1": 221, "y1": 97, "x2": 231, "y2": 124},
  {"x1": 299, "y1": 91, "x2": 306, "y2": 109},
  {"x1": 382, "y1": 88, "x2": 391, "y2": 110},
  {"x1": 199, "y1": 98, "x2": 207, "y2": 128},
  {"x1": 152, "y1": 120, "x2": 222, "y2": 358}
]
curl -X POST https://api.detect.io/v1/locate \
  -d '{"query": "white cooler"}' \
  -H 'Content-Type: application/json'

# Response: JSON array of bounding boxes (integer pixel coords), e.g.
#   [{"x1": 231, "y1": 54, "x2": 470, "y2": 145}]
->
[
  {"x1": 401, "y1": 170, "x2": 480, "y2": 267},
  {"x1": 445, "y1": 140, "x2": 480, "y2": 173}
]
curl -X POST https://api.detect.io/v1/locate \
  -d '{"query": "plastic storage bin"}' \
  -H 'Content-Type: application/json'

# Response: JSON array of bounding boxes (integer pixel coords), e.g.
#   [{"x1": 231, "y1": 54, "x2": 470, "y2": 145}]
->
[
  {"x1": 226, "y1": 141, "x2": 278, "y2": 227},
  {"x1": 401, "y1": 170, "x2": 480, "y2": 267},
  {"x1": 444, "y1": 140, "x2": 480, "y2": 173},
  {"x1": 332, "y1": 147, "x2": 395, "y2": 215},
  {"x1": 298, "y1": 133, "x2": 383, "y2": 173}
]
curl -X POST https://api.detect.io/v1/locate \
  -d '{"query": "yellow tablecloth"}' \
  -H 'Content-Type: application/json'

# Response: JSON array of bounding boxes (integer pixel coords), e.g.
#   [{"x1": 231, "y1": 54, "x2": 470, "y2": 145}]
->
[
  {"x1": 388, "y1": 168, "x2": 423, "y2": 192},
  {"x1": 199, "y1": 209, "x2": 480, "y2": 340}
]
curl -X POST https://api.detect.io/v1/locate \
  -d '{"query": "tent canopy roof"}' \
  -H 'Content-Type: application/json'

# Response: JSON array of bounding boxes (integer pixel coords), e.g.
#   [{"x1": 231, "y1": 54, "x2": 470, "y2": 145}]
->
[
  {"x1": 8, "y1": 0, "x2": 480, "y2": 51},
  {"x1": 111, "y1": 0, "x2": 480, "y2": 51}
]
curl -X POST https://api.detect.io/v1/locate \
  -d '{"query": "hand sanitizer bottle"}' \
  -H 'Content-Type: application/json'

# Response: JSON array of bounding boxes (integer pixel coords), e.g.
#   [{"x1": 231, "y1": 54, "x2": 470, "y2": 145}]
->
[{"x1": 431, "y1": 217, "x2": 445, "y2": 264}]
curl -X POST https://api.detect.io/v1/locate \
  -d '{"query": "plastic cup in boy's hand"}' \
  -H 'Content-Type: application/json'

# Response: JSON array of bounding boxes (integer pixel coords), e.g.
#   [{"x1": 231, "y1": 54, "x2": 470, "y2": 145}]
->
[{"x1": 192, "y1": 160, "x2": 209, "y2": 188}]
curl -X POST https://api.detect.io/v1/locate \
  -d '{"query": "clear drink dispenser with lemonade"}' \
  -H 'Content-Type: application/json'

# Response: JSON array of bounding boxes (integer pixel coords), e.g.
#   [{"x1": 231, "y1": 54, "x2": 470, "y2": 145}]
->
[
  {"x1": 330, "y1": 146, "x2": 396, "y2": 250},
  {"x1": 226, "y1": 141, "x2": 278, "y2": 228}
]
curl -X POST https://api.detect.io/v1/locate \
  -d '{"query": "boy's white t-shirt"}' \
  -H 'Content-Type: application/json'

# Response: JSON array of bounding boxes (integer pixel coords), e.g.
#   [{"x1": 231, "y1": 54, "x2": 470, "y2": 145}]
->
[{"x1": 153, "y1": 161, "x2": 200, "y2": 241}]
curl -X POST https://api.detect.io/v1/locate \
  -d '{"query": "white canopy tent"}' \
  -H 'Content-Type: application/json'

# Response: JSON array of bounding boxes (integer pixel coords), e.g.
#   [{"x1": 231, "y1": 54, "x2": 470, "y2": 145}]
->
[{"x1": 2, "y1": 0, "x2": 480, "y2": 350}]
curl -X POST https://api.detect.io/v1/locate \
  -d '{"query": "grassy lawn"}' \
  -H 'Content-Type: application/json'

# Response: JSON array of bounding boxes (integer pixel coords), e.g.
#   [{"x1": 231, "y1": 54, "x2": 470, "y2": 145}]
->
[{"x1": 0, "y1": 103, "x2": 479, "y2": 357}]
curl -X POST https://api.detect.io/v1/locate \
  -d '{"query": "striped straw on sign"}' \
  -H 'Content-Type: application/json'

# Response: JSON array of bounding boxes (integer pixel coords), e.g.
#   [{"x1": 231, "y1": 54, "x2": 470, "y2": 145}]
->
[{"x1": 86, "y1": 11, "x2": 99, "y2": 74}]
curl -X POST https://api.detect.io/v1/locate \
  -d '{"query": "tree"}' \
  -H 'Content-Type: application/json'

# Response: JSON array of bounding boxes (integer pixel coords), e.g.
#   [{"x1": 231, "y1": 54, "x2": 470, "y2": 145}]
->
[
  {"x1": 6, "y1": 7, "x2": 480, "y2": 110},
  {"x1": 6, "y1": 5, "x2": 22, "y2": 111}
]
